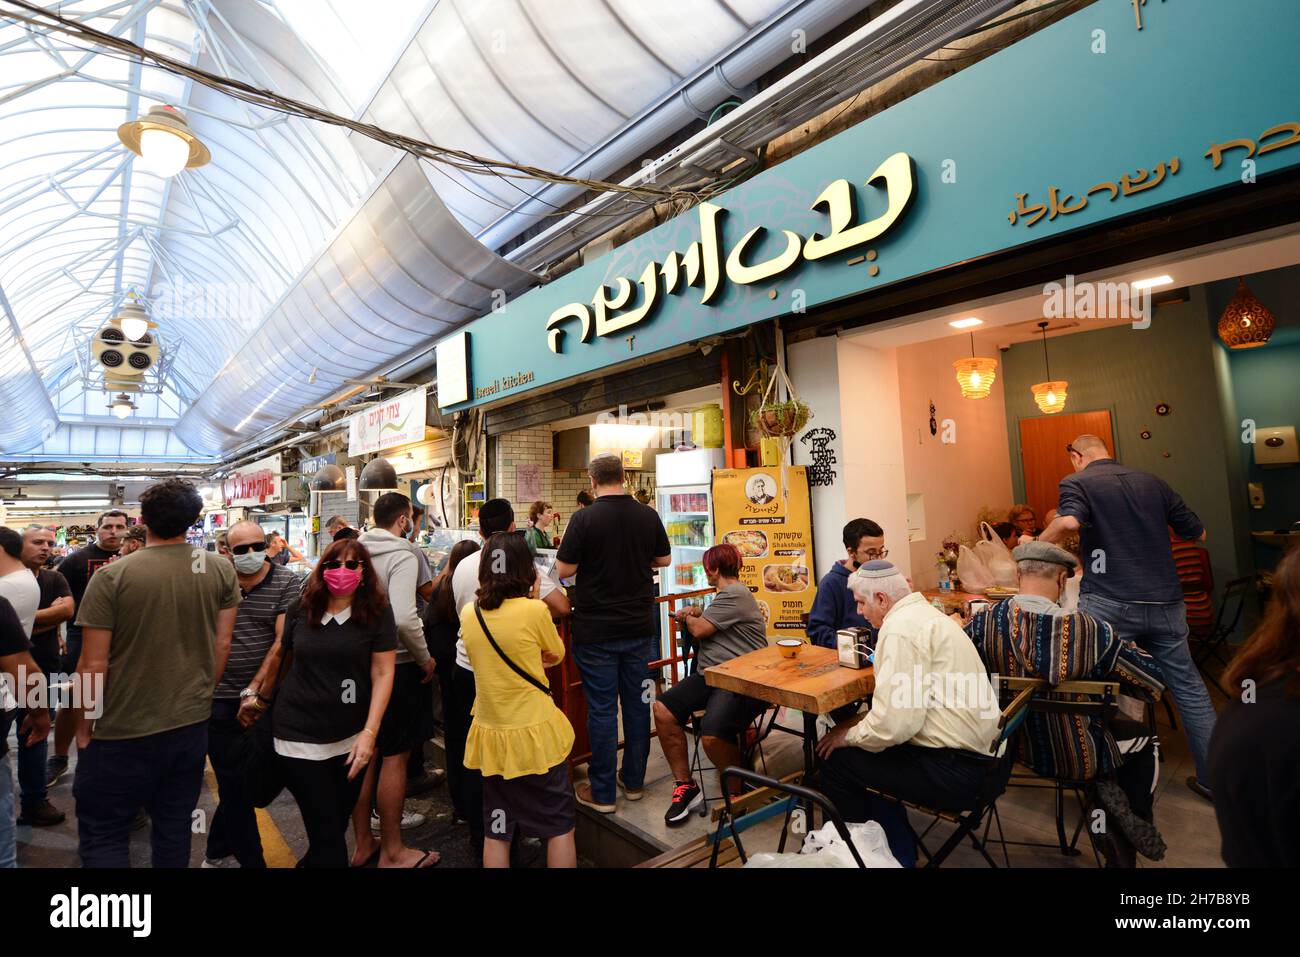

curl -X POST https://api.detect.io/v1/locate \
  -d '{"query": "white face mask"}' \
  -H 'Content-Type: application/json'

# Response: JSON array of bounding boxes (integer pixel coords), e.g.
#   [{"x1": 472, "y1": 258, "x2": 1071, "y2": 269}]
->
[{"x1": 232, "y1": 551, "x2": 267, "y2": 574}]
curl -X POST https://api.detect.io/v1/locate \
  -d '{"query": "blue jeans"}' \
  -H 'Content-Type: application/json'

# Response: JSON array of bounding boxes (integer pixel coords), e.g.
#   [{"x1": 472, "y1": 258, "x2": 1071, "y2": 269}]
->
[
  {"x1": 572, "y1": 635, "x2": 655, "y2": 805},
  {"x1": 1080, "y1": 594, "x2": 1216, "y2": 785},
  {"x1": 74, "y1": 720, "x2": 208, "y2": 868},
  {"x1": 0, "y1": 752, "x2": 15, "y2": 868}
]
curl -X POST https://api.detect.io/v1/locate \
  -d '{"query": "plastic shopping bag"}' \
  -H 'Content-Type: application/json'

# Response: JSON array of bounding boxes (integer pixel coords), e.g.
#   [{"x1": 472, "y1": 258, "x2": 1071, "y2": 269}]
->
[
  {"x1": 974, "y1": 521, "x2": 1017, "y2": 588},
  {"x1": 956, "y1": 544, "x2": 994, "y2": 593},
  {"x1": 744, "y1": 851, "x2": 847, "y2": 868},
  {"x1": 744, "y1": 820, "x2": 901, "y2": 868},
  {"x1": 801, "y1": 820, "x2": 901, "y2": 868}
]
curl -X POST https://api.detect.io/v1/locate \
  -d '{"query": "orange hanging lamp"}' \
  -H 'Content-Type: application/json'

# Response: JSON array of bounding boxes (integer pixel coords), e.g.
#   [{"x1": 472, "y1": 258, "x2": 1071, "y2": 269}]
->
[
  {"x1": 1030, "y1": 321, "x2": 1068, "y2": 414},
  {"x1": 953, "y1": 332, "x2": 998, "y2": 399},
  {"x1": 1217, "y1": 278, "x2": 1275, "y2": 349}
]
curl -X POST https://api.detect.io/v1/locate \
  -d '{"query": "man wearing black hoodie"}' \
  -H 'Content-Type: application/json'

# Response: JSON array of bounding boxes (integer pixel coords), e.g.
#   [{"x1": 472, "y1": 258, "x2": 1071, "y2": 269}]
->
[{"x1": 806, "y1": 519, "x2": 886, "y2": 649}]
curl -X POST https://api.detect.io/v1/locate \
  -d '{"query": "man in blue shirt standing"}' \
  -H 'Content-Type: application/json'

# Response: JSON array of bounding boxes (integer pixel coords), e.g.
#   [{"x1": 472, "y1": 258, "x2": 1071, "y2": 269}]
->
[
  {"x1": 806, "y1": 518, "x2": 885, "y2": 649},
  {"x1": 1038, "y1": 434, "x2": 1216, "y2": 802}
]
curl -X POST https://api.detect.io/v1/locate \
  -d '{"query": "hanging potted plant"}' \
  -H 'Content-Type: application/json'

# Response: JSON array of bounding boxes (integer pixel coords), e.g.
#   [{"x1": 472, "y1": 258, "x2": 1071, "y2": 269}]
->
[
  {"x1": 749, "y1": 359, "x2": 812, "y2": 438},
  {"x1": 751, "y1": 398, "x2": 812, "y2": 438}
]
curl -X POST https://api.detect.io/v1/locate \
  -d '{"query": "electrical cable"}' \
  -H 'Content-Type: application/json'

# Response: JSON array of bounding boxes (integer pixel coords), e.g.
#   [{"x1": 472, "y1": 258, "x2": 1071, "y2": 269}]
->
[{"x1": 0, "y1": 0, "x2": 702, "y2": 213}]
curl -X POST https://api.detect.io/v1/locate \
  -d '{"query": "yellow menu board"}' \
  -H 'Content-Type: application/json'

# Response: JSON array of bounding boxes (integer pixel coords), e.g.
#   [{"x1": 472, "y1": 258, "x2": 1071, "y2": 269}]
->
[{"x1": 711, "y1": 466, "x2": 816, "y2": 644}]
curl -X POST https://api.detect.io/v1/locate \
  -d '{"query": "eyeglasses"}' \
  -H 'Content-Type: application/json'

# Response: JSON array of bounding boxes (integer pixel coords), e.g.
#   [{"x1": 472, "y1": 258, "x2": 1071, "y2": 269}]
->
[
  {"x1": 231, "y1": 542, "x2": 268, "y2": 555},
  {"x1": 322, "y1": 559, "x2": 363, "y2": 571},
  {"x1": 1065, "y1": 444, "x2": 1079, "y2": 455},
  {"x1": 863, "y1": 547, "x2": 889, "y2": 559}
]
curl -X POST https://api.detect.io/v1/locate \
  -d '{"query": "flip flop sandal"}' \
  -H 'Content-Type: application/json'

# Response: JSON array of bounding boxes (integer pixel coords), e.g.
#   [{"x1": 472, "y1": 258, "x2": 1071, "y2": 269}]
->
[
  {"x1": 350, "y1": 848, "x2": 381, "y2": 869},
  {"x1": 411, "y1": 850, "x2": 440, "y2": 868}
]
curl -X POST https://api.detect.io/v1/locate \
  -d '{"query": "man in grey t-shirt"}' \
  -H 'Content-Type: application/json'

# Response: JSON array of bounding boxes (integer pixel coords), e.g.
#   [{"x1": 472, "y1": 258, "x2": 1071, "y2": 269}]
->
[{"x1": 652, "y1": 543, "x2": 768, "y2": 825}]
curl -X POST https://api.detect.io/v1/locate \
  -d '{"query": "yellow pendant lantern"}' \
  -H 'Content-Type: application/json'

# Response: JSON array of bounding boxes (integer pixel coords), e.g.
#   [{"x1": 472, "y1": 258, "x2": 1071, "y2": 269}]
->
[
  {"x1": 1217, "y1": 278, "x2": 1276, "y2": 349},
  {"x1": 1031, "y1": 380, "x2": 1069, "y2": 414},
  {"x1": 1030, "y1": 321, "x2": 1068, "y2": 414},
  {"x1": 953, "y1": 333, "x2": 997, "y2": 399}
]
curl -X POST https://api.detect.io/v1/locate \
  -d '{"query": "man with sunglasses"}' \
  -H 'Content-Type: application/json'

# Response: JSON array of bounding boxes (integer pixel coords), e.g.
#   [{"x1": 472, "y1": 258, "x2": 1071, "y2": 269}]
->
[
  {"x1": 204, "y1": 521, "x2": 302, "y2": 868},
  {"x1": 807, "y1": 518, "x2": 886, "y2": 649}
]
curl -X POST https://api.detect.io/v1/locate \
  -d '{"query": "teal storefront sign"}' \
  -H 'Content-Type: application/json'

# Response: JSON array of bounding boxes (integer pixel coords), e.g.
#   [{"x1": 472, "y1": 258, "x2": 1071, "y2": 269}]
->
[{"x1": 437, "y1": 0, "x2": 1300, "y2": 411}]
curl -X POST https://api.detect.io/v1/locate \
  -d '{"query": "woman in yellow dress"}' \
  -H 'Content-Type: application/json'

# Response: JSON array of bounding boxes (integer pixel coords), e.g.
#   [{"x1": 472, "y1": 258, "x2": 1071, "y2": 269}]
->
[{"x1": 459, "y1": 531, "x2": 576, "y2": 868}]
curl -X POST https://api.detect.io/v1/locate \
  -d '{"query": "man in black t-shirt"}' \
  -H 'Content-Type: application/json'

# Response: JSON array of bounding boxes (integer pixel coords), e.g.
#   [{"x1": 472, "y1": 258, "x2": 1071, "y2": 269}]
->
[
  {"x1": 47, "y1": 509, "x2": 126, "y2": 787},
  {"x1": 17, "y1": 527, "x2": 73, "y2": 826},
  {"x1": 0, "y1": 595, "x2": 51, "y2": 867},
  {"x1": 556, "y1": 454, "x2": 671, "y2": 813}
]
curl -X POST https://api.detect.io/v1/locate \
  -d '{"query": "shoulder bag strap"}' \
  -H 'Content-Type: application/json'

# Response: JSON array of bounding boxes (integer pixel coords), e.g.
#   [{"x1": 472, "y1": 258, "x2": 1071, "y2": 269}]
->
[{"x1": 473, "y1": 602, "x2": 551, "y2": 697}]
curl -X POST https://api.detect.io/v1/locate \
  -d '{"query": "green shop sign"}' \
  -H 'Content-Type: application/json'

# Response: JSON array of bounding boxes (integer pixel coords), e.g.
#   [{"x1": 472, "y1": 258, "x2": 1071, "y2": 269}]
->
[{"x1": 436, "y1": 0, "x2": 1300, "y2": 411}]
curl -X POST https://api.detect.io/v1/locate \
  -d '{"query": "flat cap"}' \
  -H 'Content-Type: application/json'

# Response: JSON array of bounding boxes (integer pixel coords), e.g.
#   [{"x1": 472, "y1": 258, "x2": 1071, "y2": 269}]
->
[{"x1": 1012, "y1": 540, "x2": 1078, "y2": 576}]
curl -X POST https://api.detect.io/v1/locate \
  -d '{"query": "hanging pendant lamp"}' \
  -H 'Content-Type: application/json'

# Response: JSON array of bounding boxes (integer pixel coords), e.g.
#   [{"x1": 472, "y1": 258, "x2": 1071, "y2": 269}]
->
[
  {"x1": 359, "y1": 457, "x2": 398, "y2": 491},
  {"x1": 1030, "y1": 321, "x2": 1068, "y2": 414},
  {"x1": 109, "y1": 392, "x2": 136, "y2": 419},
  {"x1": 114, "y1": 296, "x2": 154, "y2": 342},
  {"x1": 953, "y1": 332, "x2": 998, "y2": 399},
  {"x1": 309, "y1": 464, "x2": 346, "y2": 492},
  {"x1": 117, "y1": 105, "x2": 211, "y2": 178},
  {"x1": 1217, "y1": 278, "x2": 1276, "y2": 349}
]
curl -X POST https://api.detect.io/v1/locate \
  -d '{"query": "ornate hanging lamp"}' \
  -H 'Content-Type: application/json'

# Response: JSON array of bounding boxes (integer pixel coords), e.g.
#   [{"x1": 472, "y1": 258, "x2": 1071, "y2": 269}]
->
[
  {"x1": 1030, "y1": 321, "x2": 1068, "y2": 414},
  {"x1": 1217, "y1": 278, "x2": 1275, "y2": 349},
  {"x1": 953, "y1": 332, "x2": 998, "y2": 399}
]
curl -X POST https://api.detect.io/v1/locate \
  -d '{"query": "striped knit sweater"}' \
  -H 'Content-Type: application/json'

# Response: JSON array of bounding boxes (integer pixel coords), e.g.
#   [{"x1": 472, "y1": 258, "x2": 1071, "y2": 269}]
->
[{"x1": 965, "y1": 598, "x2": 1164, "y2": 781}]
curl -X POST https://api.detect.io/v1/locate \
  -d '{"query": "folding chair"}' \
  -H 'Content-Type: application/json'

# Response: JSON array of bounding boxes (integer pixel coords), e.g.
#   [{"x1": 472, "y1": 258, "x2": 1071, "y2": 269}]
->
[
  {"x1": 688, "y1": 704, "x2": 780, "y2": 808},
  {"x1": 677, "y1": 621, "x2": 781, "y2": 804},
  {"x1": 1191, "y1": 576, "x2": 1251, "y2": 699},
  {"x1": 708, "y1": 767, "x2": 867, "y2": 868},
  {"x1": 856, "y1": 678, "x2": 1040, "y2": 868},
  {"x1": 997, "y1": 676, "x2": 1134, "y2": 866}
]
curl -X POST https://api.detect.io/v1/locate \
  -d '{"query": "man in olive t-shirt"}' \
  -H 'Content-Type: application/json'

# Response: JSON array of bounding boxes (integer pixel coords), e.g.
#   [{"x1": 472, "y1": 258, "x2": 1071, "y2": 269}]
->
[{"x1": 72, "y1": 479, "x2": 240, "y2": 868}]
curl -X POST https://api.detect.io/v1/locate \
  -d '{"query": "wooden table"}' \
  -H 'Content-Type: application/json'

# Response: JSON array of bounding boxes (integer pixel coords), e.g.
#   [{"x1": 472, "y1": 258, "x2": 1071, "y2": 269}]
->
[
  {"x1": 704, "y1": 645, "x2": 874, "y2": 792},
  {"x1": 920, "y1": 588, "x2": 1017, "y2": 614}
]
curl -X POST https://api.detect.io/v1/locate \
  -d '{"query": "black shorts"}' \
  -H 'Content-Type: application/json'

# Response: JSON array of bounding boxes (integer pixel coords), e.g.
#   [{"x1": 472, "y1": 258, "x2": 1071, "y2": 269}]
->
[
  {"x1": 482, "y1": 761, "x2": 575, "y2": 841},
  {"x1": 658, "y1": 673, "x2": 767, "y2": 742},
  {"x1": 377, "y1": 662, "x2": 434, "y2": 758}
]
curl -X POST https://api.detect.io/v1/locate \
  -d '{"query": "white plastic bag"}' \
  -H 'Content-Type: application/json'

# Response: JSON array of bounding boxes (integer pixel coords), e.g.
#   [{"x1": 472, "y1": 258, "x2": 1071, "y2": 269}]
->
[
  {"x1": 974, "y1": 521, "x2": 1017, "y2": 588},
  {"x1": 744, "y1": 851, "x2": 846, "y2": 868},
  {"x1": 800, "y1": 820, "x2": 901, "y2": 868},
  {"x1": 956, "y1": 544, "x2": 994, "y2": 593}
]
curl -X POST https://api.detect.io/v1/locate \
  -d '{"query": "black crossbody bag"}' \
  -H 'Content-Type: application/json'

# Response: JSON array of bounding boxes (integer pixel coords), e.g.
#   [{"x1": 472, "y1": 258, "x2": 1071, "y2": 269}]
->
[{"x1": 473, "y1": 602, "x2": 551, "y2": 696}]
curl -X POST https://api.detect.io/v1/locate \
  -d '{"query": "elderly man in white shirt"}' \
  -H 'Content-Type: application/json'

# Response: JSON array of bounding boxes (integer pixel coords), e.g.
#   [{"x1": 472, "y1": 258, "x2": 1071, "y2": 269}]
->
[{"x1": 815, "y1": 561, "x2": 1002, "y2": 867}]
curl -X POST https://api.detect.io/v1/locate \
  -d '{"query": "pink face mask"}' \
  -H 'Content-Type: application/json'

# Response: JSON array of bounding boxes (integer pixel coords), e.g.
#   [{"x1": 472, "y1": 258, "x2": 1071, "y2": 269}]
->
[{"x1": 323, "y1": 566, "x2": 362, "y2": 597}]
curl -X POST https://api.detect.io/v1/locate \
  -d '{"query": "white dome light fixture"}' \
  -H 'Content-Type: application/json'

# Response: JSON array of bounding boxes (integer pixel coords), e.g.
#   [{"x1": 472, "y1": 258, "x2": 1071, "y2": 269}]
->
[
  {"x1": 117, "y1": 105, "x2": 210, "y2": 178},
  {"x1": 116, "y1": 300, "x2": 153, "y2": 342},
  {"x1": 110, "y1": 393, "x2": 136, "y2": 419}
]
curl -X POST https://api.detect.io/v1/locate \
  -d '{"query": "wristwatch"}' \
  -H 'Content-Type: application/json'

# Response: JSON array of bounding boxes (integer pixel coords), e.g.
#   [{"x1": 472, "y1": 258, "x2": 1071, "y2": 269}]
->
[{"x1": 239, "y1": 688, "x2": 258, "y2": 702}]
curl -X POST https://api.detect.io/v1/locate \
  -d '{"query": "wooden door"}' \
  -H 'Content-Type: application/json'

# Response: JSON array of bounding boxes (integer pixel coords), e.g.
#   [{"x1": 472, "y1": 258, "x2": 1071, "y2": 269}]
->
[{"x1": 1018, "y1": 410, "x2": 1114, "y2": 523}]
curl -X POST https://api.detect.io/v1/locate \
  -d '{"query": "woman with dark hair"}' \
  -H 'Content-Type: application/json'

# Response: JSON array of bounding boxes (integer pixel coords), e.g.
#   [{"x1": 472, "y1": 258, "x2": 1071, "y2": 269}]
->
[
  {"x1": 652, "y1": 542, "x2": 768, "y2": 822},
  {"x1": 1208, "y1": 546, "x2": 1300, "y2": 867},
  {"x1": 422, "y1": 538, "x2": 481, "y2": 824},
  {"x1": 269, "y1": 538, "x2": 399, "y2": 868},
  {"x1": 458, "y1": 532, "x2": 575, "y2": 868}
]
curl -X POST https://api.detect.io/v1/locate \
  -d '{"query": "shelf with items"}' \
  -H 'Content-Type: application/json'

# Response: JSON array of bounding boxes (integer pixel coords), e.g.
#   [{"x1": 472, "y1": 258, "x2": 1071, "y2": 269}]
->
[{"x1": 462, "y1": 481, "x2": 485, "y2": 526}]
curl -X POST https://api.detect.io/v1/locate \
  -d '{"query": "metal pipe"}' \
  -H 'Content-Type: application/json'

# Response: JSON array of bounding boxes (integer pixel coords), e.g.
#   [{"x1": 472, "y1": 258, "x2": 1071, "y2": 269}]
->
[{"x1": 474, "y1": 0, "x2": 876, "y2": 252}]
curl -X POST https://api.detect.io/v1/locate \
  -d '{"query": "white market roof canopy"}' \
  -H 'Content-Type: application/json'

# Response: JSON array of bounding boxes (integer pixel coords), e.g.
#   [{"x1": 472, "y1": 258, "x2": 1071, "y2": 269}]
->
[{"x1": 0, "y1": 0, "x2": 869, "y2": 460}]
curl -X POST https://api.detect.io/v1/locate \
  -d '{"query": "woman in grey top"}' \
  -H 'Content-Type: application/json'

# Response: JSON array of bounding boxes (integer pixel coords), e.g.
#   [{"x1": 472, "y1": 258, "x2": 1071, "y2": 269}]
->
[{"x1": 653, "y1": 543, "x2": 768, "y2": 825}]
